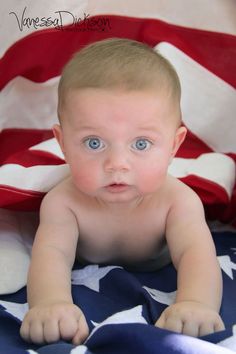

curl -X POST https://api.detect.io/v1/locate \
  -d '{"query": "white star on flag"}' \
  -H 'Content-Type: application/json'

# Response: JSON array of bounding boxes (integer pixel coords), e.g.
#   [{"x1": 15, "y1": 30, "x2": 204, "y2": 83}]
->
[
  {"x1": 71, "y1": 265, "x2": 122, "y2": 292},
  {"x1": 143, "y1": 286, "x2": 176, "y2": 305},
  {"x1": 0, "y1": 300, "x2": 28, "y2": 322},
  {"x1": 86, "y1": 305, "x2": 147, "y2": 342},
  {"x1": 218, "y1": 255, "x2": 236, "y2": 280}
]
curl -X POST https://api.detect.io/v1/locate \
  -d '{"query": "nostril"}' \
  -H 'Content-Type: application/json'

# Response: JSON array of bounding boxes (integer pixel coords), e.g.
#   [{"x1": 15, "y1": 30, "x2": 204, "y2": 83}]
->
[
  {"x1": 105, "y1": 165, "x2": 129, "y2": 173},
  {"x1": 104, "y1": 158, "x2": 129, "y2": 172}
]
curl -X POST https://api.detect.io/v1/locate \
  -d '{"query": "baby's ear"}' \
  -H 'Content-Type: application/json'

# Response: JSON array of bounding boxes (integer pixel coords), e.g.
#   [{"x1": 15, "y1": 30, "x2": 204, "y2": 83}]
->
[
  {"x1": 170, "y1": 126, "x2": 187, "y2": 160},
  {"x1": 52, "y1": 124, "x2": 66, "y2": 158}
]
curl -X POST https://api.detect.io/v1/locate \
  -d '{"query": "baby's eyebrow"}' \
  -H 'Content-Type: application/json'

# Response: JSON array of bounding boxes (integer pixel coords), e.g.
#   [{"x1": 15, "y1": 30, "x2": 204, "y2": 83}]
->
[
  {"x1": 138, "y1": 126, "x2": 159, "y2": 131},
  {"x1": 137, "y1": 126, "x2": 162, "y2": 135},
  {"x1": 77, "y1": 125, "x2": 102, "y2": 132}
]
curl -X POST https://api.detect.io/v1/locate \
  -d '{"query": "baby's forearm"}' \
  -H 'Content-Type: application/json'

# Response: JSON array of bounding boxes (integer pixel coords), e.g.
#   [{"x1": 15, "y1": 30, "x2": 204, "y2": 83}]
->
[
  {"x1": 175, "y1": 247, "x2": 222, "y2": 311},
  {"x1": 27, "y1": 247, "x2": 73, "y2": 308}
]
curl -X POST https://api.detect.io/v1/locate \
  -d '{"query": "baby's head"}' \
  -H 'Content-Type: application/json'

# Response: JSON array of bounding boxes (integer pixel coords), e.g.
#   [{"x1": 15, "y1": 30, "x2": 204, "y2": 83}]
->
[
  {"x1": 57, "y1": 38, "x2": 181, "y2": 124},
  {"x1": 55, "y1": 38, "x2": 186, "y2": 202}
]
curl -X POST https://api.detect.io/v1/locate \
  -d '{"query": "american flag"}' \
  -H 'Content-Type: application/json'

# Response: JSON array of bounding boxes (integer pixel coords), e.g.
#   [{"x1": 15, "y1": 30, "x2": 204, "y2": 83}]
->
[{"x1": 0, "y1": 1, "x2": 236, "y2": 226}]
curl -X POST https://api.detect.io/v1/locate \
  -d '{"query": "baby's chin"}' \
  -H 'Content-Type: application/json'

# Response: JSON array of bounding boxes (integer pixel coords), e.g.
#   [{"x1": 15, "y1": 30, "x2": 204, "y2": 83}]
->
[{"x1": 94, "y1": 186, "x2": 146, "y2": 206}]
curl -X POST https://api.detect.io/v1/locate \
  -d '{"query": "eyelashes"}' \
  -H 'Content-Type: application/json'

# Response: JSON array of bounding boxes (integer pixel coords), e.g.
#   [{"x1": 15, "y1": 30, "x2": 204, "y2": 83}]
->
[
  {"x1": 131, "y1": 138, "x2": 153, "y2": 151},
  {"x1": 84, "y1": 137, "x2": 105, "y2": 151}
]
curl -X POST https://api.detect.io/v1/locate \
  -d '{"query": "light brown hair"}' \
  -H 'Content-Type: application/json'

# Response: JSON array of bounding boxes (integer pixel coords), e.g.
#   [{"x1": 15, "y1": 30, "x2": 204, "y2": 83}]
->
[{"x1": 58, "y1": 38, "x2": 181, "y2": 119}]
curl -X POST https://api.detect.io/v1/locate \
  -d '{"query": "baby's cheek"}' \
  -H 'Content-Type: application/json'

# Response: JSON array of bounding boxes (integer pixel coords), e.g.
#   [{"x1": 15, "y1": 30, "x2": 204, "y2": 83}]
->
[
  {"x1": 138, "y1": 166, "x2": 167, "y2": 193},
  {"x1": 71, "y1": 167, "x2": 99, "y2": 193}
]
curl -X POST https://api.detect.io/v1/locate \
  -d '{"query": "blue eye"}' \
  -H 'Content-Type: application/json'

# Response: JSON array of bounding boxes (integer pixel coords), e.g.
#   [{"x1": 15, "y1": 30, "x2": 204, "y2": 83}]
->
[
  {"x1": 85, "y1": 137, "x2": 104, "y2": 150},
  {"x1": 132, "y1": 139, "x2": 152, "y2": 151}
]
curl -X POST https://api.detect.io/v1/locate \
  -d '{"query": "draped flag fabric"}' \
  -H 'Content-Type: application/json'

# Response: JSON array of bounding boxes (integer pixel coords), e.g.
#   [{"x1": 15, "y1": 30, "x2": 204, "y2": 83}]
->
[
  {"x1": 0, "y1": 2, "x2": 235, "y2": 225},
  {"x1": 0, "y1": 1, "x2": 236, "y2": 353}
]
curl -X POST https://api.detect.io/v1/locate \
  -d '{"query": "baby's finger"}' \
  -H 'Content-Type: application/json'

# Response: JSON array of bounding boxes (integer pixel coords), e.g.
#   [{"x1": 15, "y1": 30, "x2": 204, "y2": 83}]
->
[
  {"x1": 155, "y1": 312, "x2": 184, "y2": 334},
  {"x1": 199, "y1": 322, "x2": 214, "y2": 337},
  {"x1": 182, "y1": 321, "x2": 199, "y2": 337},
  {"x1": 59, "y1": 316, "x2": 78, "y2": 341},
  {"x1": 163, "y1": 317, "x2": 183, "y2": 334},
  {"x1": 72, "y1": 327, "x2": 88, "y2": 346},
  {"x1": 29, "y1": 321, "x2": 44, "y2": 344},
  {"x1": 72, "y1": 317, "x2": 89, "y2": 345},
  {"x1": 214, "y1": 318, "x2": 225, "y2": 333},
  {"x1": 44, "y1": 319, "x2": 60, "y2": 343},
  {"x1": 20, "y1": 321, "x2": 30, "y2": 342},
  {"x1": 155, "y1": 313, "x2": 166, "y2": 328}
]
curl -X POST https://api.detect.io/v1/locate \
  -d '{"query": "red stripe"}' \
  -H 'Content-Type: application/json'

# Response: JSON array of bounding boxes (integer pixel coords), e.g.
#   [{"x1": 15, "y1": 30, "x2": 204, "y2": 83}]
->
[
  {"x1": 0, "y1": 129, "x2": 58, "y2": 166},
  {"x1": 0, "y1": 15, "x2": 235, "y2": 89},
  {"x1": 180, "y1": 175, "x2": 236, "y2": 225},
  {"x1": 181, "y1": 175, "x2": 230, "y2": 205},
  {"x1": 0, "y1": 184, "x2": 44, "y2": 211},
  {"x1": 177, "y1": 129, "x2": 236, "y2": 163},
  {"x1": 1, "y1": 150, "x2": 64, "y2": 167},
  {"x1": 176, "y1": 129, "x2": 213, "y2": 158}
]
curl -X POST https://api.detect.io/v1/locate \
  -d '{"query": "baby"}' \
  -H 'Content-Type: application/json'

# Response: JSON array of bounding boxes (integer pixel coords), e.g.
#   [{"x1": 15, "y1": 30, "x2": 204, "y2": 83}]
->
[{"x1": 20, "y1": 38, "x2": 224, "y2": 345}]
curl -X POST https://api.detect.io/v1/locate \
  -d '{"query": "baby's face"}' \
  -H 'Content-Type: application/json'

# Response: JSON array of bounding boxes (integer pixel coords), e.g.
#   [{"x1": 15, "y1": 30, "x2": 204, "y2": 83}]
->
[{"x1": 55, "y1": 89, "x2": 185, "y2": 204}]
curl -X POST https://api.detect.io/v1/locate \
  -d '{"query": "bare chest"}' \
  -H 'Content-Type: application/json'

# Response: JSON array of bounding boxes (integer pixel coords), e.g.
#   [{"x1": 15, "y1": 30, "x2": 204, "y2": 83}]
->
[{"x1": 76, "y1": 207, "x2": 167, "y2": 265}]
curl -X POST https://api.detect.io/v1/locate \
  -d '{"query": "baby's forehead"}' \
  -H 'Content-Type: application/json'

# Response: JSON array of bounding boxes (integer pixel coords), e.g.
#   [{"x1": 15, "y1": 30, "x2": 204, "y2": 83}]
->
[
  {"x1": 63, "y1": 86, "x2": 177, "y2": 107},
  {"x1": 62, "y1": 87, "x2": 176, "y2": 113},
  {"x1": 60, "y1": 88, "x2": 181, "y2": 128}
]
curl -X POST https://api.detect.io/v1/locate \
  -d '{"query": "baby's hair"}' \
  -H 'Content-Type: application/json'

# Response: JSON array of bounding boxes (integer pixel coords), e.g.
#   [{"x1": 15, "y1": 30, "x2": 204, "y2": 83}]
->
[{"x1": 58, "y1": 38, "x2": 181, "y2": 119}]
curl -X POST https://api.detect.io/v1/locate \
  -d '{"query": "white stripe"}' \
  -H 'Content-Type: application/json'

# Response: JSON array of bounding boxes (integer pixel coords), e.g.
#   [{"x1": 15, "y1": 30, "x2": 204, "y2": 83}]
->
[
  {"x1": 169, "y1": 153, "x2": 236, "y2": 198},
  {"x1": 156, "y1": 42, "x2": 236, "y2": 153},
  {"x1": 0, "y1": 76, "x2": 59, "y2": 130},
  {"x1": 29, "y1": 138, "x2": 64, "y2": 159},
  {"x1": 0, "y1": 164, "x2": 69, "y2": 192}
]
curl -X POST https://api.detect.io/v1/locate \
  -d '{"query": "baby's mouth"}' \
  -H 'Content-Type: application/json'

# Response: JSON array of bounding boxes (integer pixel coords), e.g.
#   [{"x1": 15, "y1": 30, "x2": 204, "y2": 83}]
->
[{"x1": 105, "y1": 183, "x2": 129, "y2": 192}]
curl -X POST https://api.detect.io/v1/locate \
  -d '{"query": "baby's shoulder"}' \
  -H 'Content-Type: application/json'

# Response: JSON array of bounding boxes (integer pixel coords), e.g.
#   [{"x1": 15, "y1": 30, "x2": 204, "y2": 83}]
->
[
  {"x1": 43, "y1": 177, "x2": 95, "y2": 217},
  {"x1": 164, "y1": 176, "x2": 207, "y2": 232},
  {"x1": 38, "y1": 177, "x2": 82, "y2": 225},
  {"x1": 46, "y1": 176, "x2": 73, "y2": 196},
  {"x1": 41, "y1": 177, "x2": 78, "y2": 210},
  {"x1": 165, "y1": 175, "x2": 203, "y2": 207}
]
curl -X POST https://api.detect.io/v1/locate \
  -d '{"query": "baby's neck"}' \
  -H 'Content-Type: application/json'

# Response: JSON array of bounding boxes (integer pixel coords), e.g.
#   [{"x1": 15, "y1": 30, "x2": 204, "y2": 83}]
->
[{"x1": 95, "y1": 195, "x2": 150, "y2": 215}]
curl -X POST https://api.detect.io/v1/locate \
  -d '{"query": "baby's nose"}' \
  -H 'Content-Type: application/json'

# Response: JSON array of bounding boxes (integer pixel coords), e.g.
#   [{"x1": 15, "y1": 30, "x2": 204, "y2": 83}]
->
[{"x1": 104, "y1": 149, "x2": 130, "y2": 172}]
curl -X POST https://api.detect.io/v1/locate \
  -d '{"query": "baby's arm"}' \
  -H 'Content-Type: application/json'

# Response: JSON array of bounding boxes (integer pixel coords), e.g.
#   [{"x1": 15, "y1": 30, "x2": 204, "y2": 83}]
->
[
  {"x1": 155, "y1": 187, "x2": 225, "y2": 336},
  {"x1": 20, "y1": 189, "x2": 89, "y2": 345}
]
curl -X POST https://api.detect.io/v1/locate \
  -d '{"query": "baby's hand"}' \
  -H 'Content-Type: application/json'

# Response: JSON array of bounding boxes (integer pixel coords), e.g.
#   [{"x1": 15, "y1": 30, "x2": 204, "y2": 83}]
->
[
  {"x1": 20, "y1": 302, "x2": 89, "y2": 345},
  {"x1": 155, "y1": 301, "x2": 225, "y2": 337}
]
